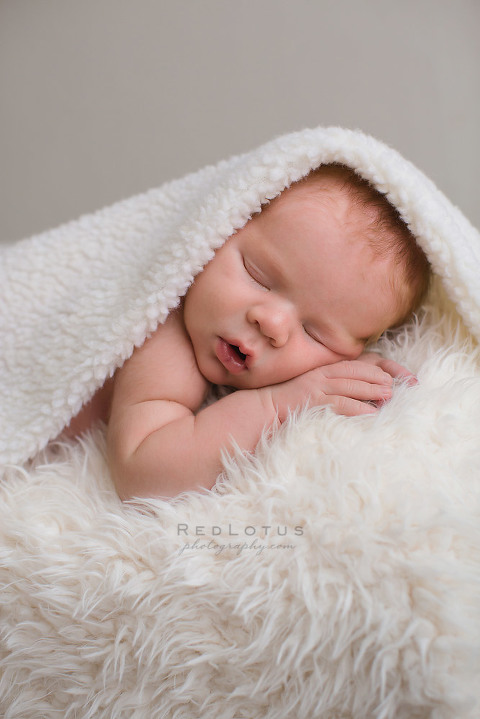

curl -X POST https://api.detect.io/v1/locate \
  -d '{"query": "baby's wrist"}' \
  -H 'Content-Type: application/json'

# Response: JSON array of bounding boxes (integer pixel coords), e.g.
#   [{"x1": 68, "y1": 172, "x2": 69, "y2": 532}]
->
[
  {"x1": 258, "y1": 385, "x2": 294, "y2": 425},
  {"x1": 256, "y1": 386, "x2": 281, "y2": 424}
]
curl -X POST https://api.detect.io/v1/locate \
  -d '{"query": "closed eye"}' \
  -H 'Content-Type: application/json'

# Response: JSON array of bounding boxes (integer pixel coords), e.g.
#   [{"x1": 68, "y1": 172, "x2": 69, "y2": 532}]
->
[
  {"x1": 304, "y1": 326, "x2": 347, "y2": 356},
  {"x1": 243, "y1": 258, "x2": 269, "y2": 289},
  {"x1": 304, "y1": 325, "x2": 365, "y2": 359},
  {"x1": 303, "y1": 326, "x2": 325, "y2": 345}
]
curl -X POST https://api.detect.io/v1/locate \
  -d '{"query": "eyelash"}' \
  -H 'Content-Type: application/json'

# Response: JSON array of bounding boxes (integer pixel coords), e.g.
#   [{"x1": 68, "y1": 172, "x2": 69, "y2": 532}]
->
[
  {"x1": 243, "y1": 259, "x2": 269, "y2": 289},
  {"x1": 303, "y1": 326, "x2": 324, "y2": 345}
]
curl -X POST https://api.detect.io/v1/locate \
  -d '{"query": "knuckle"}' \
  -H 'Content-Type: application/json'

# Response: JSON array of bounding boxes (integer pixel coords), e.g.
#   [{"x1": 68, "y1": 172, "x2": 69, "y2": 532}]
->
[
  {"x1": 336, "y1": 360, "x2": 354, "y2": 377},
  {"x1": 345, "y1": 378, "x2": 357, "y2": 395},
  {"x1": 335, "y1": 395, "x2": 348, "y2": 414}
]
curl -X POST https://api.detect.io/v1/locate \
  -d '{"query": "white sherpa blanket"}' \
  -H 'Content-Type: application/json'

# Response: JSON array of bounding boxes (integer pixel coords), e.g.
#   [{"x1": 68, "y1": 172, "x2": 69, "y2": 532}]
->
[{"x1": 0, "y1": 127, "x2": 479, "y2": 718}]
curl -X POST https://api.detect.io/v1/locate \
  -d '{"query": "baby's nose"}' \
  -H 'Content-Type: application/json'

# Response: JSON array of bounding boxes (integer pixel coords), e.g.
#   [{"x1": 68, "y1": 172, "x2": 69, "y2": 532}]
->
[{"x1": 247, "y1": 303, "x2": 292, "y2": 347}]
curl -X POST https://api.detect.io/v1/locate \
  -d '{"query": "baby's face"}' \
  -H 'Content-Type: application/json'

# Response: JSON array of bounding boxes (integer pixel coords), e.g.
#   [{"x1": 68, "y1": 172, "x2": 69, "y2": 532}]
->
[{"x1": 183, "y1": 180, "x2": 401, "y2": 389}]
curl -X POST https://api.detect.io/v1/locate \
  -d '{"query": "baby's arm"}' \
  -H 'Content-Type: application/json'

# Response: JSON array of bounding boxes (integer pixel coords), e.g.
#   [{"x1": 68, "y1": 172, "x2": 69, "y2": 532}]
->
[
  {"x1": 109, "y1": 383, "x2": 277, "y2": 500},
  {"x1": 107, "y1": 316, "x2": 401, "y2": 500},
  {"x1": 107, "y1": 313, "x2": 278, "y2": 500}
]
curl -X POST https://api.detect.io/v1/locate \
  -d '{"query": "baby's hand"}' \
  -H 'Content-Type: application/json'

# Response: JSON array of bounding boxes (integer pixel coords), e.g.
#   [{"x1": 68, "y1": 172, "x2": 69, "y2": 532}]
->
[{"x1": 260, "y1": 357, "x2": 404, "y2": 421}]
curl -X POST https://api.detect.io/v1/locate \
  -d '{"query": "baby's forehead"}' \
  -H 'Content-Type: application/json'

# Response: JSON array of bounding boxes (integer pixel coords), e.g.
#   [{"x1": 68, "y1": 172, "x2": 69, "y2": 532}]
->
[{"x1": 270, "y1": 174, "x2": 373, "y2": 236}]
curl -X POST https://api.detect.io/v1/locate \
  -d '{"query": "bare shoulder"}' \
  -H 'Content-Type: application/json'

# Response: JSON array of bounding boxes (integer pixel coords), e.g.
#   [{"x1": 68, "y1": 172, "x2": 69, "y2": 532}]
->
[{"x1": 112, "y1": 306, "x2": 209, "y2": 413}]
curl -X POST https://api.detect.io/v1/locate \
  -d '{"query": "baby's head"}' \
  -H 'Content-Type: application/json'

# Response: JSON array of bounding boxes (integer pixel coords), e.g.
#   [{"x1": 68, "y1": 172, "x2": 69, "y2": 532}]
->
[
  {"x1": 183, "y1": 163, "x2": 431, "y2": 389},
  {"x1": 295, "y1": 163, "x2": 430, "y2": 331}
]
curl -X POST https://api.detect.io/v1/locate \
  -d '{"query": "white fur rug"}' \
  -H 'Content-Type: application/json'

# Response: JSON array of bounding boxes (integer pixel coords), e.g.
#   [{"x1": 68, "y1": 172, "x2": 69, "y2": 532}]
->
[{"x1": 1, "y1": 290, "x2": 479, "y2": 719}]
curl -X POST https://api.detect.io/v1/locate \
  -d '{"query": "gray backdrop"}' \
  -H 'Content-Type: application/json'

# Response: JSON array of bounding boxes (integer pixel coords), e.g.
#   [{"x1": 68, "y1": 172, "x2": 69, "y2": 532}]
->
[{"x1": 1, "y1": 0, "x2": 479, "y2": 243}]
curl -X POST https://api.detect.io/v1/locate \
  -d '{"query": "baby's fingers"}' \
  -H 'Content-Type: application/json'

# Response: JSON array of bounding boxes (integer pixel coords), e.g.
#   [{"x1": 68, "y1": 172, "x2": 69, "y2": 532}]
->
[
  {"x1": 322, "y1": 377, "x2": 392, "y2": 403},
  {"x1": 359, "y1": 353, "x2": 417, "y2": 384},
  {"x1": 321, "y1": 360, "x2": 393, "y2": 386},
  {"x1": 376, "y1": 358, "x2": 417, "y2": 384},
  {"x1": 327, "y1": 395, "x2": 377, "y2": 417}
]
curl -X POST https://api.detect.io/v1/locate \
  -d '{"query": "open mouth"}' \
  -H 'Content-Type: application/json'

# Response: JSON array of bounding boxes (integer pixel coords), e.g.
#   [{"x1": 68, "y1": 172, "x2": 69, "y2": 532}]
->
[
  {"x1": 215, "y1": 338, "x2": 248, "y2": 374},
  {"x1": 230, "y1": 344, "x2": 247, "y2": 361}
]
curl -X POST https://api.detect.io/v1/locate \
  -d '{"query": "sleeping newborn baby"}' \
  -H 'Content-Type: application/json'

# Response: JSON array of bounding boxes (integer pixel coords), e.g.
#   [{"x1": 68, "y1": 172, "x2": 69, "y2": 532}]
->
[{"x1": 65, "y1": 164, "x2": 431, "y2": 499}]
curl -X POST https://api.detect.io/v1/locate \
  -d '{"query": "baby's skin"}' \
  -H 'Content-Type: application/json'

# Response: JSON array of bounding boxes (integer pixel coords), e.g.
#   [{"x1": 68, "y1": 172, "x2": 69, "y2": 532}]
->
[{"x1": 68, "y1": 177, "x2": 415, "y2": 499}]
